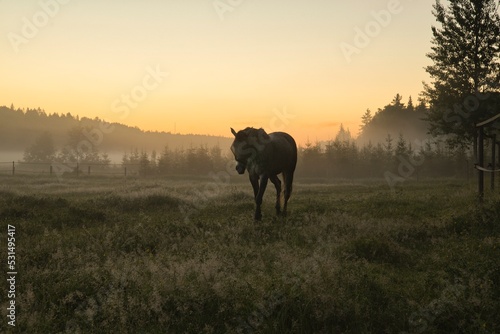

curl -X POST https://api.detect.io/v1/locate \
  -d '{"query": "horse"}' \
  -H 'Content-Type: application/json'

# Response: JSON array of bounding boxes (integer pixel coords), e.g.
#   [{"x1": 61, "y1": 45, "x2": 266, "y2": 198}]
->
[{"x1": 230, "y1": 127, "x2": 297, "y2": 220}]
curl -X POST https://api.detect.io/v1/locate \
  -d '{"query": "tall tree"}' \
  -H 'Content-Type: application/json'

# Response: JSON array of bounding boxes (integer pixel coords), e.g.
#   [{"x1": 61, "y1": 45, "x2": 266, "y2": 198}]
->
[
  {"x1": 391, "y1": 93, "x2": 404, "y2": 108},
  {"x1": 384, "y1": 134, "x2": 394, "y2": 159},
  {"x1": 423, "y1": 0, "x2": 500, "y2": 147},
  {"x1": 407, "y1": 96, "x2": 415, "y2": 112},
  {"x1": 334, "y1": 124, "x2": 352, "y2": 143},
  {"x1": 395, "y1": 133, "x2": 409, "y2": 158},
  {"x1": 359, "y1": 109, "x2": 373, "y2": 134}
]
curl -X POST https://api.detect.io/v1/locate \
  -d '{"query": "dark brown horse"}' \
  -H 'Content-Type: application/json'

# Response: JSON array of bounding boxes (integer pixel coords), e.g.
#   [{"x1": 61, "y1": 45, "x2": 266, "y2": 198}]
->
[{"x1": 230, "y1": 127, "x2": 297, "y2": 220}]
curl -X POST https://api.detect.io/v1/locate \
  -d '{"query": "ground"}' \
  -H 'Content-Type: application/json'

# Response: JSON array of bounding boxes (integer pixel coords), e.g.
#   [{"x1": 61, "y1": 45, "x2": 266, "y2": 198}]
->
[{"x1": 0, "y1": 174, "x2": 499, "y2": 333}]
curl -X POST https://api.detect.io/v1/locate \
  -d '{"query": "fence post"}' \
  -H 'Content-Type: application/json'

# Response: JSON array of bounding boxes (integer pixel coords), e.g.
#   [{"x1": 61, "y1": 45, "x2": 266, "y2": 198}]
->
[
  {"x1": 12, "y1": 161, "x2": 15, "y2": 175},
  {"x1": 125, "y1": 167, "x2": 127, "y2": 177},
  {"x1": 88, "y1": 165, "x2": 91, "y2": 175},
  {"x1": 76, "y1": 163, "x2": 79, "y2": 177},
  {"x1": 492, "y1": 135, "x2": 496, "y2": 191},
  {"x1": 50, "y1": 165, "x2": 53, "y2": 175},
  {"x1": 478, "y1": 127, "x2": 484, "y2": 201},
  {"x1": 498, "y1": 142, "x2": 500, "y2": 191},
  {"x1": 465, "y1": 159, "x2": 468, "y2": 184}
]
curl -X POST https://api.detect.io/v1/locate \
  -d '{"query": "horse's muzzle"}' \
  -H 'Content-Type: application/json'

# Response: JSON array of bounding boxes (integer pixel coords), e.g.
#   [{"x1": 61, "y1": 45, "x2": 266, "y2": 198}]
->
[{"x1": 236, "y1": 163, "x2": 246, "y2": 175}]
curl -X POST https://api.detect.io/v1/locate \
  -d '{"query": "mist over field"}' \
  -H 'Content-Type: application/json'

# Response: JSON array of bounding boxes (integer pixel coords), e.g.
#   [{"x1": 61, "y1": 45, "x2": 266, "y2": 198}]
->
[
  {"x1": 2, "y1": 0, "x2": 500, "y2": 332},
  {"x1": 1, "y1": 102, "x2": 499, "y2": 332},
  {"x1": 0, "y1": 106, "x2": 233, "y2": 162}
]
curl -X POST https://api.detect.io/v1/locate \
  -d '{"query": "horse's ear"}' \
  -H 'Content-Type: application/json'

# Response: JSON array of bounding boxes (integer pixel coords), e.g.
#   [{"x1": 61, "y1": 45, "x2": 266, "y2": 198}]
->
[
  {"x1": 231, "y1": 128, "x2": 237, "y2": 137},
  {"x1": 258, "y1": 128, "x2": 270, "y2": 140}
]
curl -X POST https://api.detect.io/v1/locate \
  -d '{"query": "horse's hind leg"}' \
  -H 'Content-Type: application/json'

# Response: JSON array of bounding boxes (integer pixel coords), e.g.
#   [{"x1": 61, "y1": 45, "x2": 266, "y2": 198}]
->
[
  {"x1": 270, "y1": 175, "x2": 281, "y2": 215},
  {"x1": 283, "y1": 171, "x2": 294, "y2": 216}
]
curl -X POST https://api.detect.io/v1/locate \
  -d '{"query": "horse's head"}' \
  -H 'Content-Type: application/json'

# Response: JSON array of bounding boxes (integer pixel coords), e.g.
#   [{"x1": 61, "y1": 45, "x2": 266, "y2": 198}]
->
[{"x1": 230, "y1": 127, "x2": 270, "y2": 175}]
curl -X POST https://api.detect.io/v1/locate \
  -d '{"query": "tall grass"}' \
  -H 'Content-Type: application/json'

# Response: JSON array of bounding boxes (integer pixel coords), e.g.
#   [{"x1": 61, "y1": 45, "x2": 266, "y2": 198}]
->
[{"x1": 0, "y1": 175, "x2": 499, "y2": 333}]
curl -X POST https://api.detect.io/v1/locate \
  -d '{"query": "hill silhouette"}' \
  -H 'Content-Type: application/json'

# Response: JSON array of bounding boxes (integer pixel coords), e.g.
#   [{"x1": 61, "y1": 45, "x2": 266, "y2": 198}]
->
[{"x1": 0, "y1": 105, "x2": 233, "y2": 161}]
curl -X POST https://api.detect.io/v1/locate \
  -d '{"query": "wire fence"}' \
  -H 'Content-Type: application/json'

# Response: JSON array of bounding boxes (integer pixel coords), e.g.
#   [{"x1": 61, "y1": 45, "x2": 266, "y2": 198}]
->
[{"x1": 0, "y1": 161, "x2": 143, "y2": 177}]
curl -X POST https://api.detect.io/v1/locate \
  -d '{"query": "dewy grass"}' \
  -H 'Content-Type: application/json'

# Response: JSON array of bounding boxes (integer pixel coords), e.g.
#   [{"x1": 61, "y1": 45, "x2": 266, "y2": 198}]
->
[{"x1": 0, "y1": 175, "x2": 498, "y2": 333}]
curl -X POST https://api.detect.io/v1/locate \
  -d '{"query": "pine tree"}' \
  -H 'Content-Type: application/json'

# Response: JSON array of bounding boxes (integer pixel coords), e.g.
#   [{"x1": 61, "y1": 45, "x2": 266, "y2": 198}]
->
[
  {"x1": 359, "y1": 109, "x2": 373, "y2": 134},
  {"x1": 395, "y1": 133, "x2": 408, "y2": 158},
  {"x1": 384, "y1": 134, "x2": 394, "y2": 158},
  {"x1": 407, "y1": 96, "x2": 415, "y2": 112},
  {"x1": 139, "y1": 151, "x2": 151, "y2": 175},
  {"x1": 423, "y1": 0, "x2": 500, "y2": 146},
  {"x1": 335, "y1": 124, "x2": 352, "y2": 143},
  {"x1": 391, "y1": 94, "x2": 404, "y2": 108}
]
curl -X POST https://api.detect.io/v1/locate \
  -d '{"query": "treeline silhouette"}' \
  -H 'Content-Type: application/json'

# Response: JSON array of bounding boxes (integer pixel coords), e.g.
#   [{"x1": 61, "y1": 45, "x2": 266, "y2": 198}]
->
[
  {"x1": 297, "y1": 132, "x2": 471, "y2": 179},
  {"x1": 297, "y1": 94, "x2": 471, "y2": 179},
  {"x1": 121, "y1": 146, "x2": 228, "y2": 175},
  {"x1": 119, "y1": 130, "x2": 471, "y2": 179},
  {"x1": 2, "y1": 94, "x2": 480, "y2": 179},
  {"x1": 0, "y1": 105, "x2": 232, "y2": 154},
  {"x1": 84, "y1": 93, "x2": 472, "y2": 179}
]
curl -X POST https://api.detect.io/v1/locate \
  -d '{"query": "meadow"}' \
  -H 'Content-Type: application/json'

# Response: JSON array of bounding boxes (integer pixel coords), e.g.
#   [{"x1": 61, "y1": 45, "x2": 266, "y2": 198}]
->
[{"x1": 0, "y1": 174, "x2": 499, "y2": 333}]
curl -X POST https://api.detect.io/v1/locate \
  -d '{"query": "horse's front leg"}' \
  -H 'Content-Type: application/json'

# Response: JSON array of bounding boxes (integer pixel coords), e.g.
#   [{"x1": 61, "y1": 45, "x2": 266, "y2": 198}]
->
[
  {"x1": 249, "y1": 174, "x2": 259, "y2": 198},
  {"x1": 254, "y1": 175, "x2": 268, "y2": 220}
]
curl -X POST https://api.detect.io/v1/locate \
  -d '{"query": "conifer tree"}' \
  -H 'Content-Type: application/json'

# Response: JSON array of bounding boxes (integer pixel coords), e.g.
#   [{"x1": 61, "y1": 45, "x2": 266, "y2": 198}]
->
[
  {"x1": 407, "y1": 96, "x2": 415, "y2": 112},
  {"x1": 359, "y1": 109, "x2": 373, "y2": 134},
  {"x1": 423, "y1": 0, "x2": 500, "y2": 146}
]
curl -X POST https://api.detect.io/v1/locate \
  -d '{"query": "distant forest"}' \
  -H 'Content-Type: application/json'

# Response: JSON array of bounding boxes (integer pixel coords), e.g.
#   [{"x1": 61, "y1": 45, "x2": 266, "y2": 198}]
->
[
  {"x1": 0, "y1": 96, "x2": 475, "y2": 179},
  {"x1": 1, "y1": 94, "x2": 429, "y2": 154},
  {"x1": 0, "y1": 105, "x2": 232, "y2": 155},
  {"x1": 296, "y1": 95, "x2": 473, "y2": 179}
]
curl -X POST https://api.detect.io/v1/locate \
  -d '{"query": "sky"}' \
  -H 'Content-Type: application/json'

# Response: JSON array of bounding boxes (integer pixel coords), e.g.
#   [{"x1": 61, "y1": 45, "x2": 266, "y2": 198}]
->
[{"x1": 0, "y1": 0, "x2": 438, "y2": 145}]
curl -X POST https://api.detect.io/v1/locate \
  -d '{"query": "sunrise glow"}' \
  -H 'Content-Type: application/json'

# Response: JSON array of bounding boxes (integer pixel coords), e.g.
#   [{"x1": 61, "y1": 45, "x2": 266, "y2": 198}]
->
[{"x1": 1, "y1": 0, "x2": 436, "y2": 145}]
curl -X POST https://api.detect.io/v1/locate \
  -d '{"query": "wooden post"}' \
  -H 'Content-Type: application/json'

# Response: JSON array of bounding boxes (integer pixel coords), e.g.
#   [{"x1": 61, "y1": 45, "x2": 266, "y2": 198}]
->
[
  {"x1": 466, "y1": 159, "x2": 468, "y2": 183},
  {"x1": 124, "y1": 167, "x2": 127, "y2": 177},
  {"x1": 50, "y1": 165, "x2": 53, "y2": 175},
  {"x1": 12, "y1": 161, "x2": 15, "y2": 175},
  {"x1": 497, "y1": 142, "x2": 500, "y2": 192},
  {"x1": 88, "y1": 165, "x2": 91, "y2": 175},
  {"x1": 478, "y1": 127, "x2": 484, "y2": 200},
  {"x1": 76, "y1": 163, "x2": 79, "y2": 177},
  {"x1": 492, "y1": 135, "x2": 496, "y2": 191},
  {"x1": 475, "y1": 113, "x2": 500, "y2": 199}
]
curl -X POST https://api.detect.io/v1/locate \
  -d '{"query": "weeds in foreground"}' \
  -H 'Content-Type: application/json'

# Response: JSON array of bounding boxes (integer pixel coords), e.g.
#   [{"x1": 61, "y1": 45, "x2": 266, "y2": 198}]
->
[{"x1": 0, "y1": 176, "x2": 498, "y2": 333}]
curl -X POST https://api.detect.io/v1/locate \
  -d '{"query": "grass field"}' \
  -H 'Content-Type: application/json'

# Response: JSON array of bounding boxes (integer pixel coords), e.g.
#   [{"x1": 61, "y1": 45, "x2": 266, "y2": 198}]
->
[{"x1": 0, "y1": 174, "x2": 499, "y2": 333}]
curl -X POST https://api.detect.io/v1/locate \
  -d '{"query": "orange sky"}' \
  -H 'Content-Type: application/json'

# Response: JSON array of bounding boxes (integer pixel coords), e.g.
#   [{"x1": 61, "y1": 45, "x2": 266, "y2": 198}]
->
[{"x1": 1, "y1": 0, "x2": 437, "y2": 145}]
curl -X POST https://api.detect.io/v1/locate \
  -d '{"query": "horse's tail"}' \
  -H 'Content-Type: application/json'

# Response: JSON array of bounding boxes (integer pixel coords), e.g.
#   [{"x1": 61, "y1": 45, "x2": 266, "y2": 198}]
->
[
  {"x1": 283, "y1": 169, "x2": 294, "y2": 200},
  {"x1": 284, "y1": 134, "x2": 297, "y2": 201}
]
